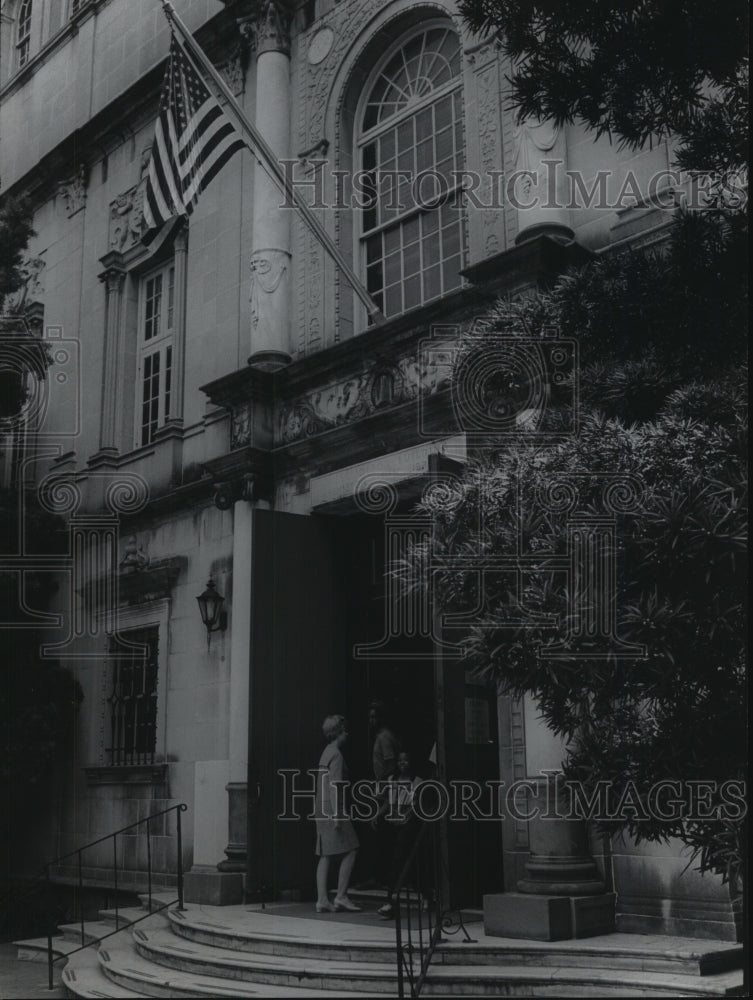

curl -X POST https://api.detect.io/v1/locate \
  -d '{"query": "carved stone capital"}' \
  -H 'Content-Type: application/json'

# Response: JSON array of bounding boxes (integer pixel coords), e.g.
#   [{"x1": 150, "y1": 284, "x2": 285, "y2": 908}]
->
[
  {"x1": 237, "y1": 0, "x2": 292, "y2": 56},
  {"x1": 213, "y1": 473, "x2": 263, "y2": 510}
]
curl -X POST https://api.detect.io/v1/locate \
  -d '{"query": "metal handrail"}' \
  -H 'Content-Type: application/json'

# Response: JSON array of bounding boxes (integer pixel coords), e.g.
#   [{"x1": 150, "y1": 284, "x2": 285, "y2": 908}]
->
[
  {"x1": 394, "y1": 819, "x2": 474, "y2": 997},
  {"x1": 42, "y1": 802, "x2": 187, "y2": 991}
]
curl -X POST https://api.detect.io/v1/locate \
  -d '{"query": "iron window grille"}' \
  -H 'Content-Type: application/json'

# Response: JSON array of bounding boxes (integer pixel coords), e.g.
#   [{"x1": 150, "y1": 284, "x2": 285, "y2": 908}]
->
[{"x1": 105, "y1": 626, "x2": 159, "y2": 766}]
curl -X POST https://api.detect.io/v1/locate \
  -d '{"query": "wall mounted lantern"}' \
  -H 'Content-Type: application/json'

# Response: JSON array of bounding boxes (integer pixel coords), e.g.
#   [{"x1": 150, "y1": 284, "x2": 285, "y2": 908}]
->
[{"x1": 196, "y1": 577, "x2": 227, "y2": 650}]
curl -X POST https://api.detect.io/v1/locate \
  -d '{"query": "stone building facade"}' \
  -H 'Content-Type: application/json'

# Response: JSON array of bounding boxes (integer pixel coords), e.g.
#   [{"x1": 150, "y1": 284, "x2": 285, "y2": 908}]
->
[{"x1": 0, "y1": 0, "x2": 739, "y2": 941}]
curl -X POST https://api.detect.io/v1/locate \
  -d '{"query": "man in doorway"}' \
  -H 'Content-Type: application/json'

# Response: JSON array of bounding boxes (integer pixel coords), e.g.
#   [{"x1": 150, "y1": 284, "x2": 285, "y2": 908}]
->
[
  {"x1": 369, "y1": 699, "x2": 401, "y2": 783},
  {"x1": 354, "y1": 699, "x2": 402, "y2": 891}
]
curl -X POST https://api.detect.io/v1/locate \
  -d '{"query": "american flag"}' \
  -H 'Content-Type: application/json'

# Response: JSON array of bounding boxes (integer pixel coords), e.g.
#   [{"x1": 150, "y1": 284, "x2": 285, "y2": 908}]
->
[{"x1": 142, "y1": 33, "x2": 245, "y2": 244}]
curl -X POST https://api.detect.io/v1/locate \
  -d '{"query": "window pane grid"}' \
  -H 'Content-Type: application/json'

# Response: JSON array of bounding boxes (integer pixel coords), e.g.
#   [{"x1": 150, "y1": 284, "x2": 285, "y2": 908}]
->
[
  {"x1": 138, "y1": 262, "x2": 175, "y2": 447},
  {"x1": 106, "y1": 627, "x2": 159, "y2": 767}
]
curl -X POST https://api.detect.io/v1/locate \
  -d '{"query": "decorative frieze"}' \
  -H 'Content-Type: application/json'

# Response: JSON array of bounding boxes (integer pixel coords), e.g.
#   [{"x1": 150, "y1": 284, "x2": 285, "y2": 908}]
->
[{"x1": 276, "y1": 336, "x2": 457, "y2": 446}]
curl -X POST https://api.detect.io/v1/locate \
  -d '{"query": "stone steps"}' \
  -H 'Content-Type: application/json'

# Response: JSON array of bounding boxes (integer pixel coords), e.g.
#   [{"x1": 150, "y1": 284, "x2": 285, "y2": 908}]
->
[
  {"x1": 168, "y1": 908, "x2": 743, "y2": 977},
  {"x1": 129, "y1": 925, "x2": 745, "y2": 997},
  {"x1": 97, "y1": 943, "x2": 384, "y2": 998},
  {"x1": 15, "y1": 894, "x2": 745, "y2": 998}
]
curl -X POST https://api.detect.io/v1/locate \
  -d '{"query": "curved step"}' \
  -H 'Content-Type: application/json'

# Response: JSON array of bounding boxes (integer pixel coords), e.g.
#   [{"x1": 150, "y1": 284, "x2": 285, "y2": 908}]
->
[
  {"x1": 168, "y1": 908, "x2": 743, "y2": 977},
  {"x1": 132, "y1": 926, "x2": 398, "y2": 993},
  {"x1": 98, "y1": 943, "x2": 383, "y2": 998},
  {"x1": 131, "y1": 926, "x2": 745, "y2": 997}
]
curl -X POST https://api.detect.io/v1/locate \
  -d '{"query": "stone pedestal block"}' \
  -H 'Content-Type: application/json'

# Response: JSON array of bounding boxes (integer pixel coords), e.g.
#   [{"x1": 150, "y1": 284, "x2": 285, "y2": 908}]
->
[
  {"x1": 483, "y1": 893, "x2": 572, "y2": 941},
  {"x1": 483, "y1": 891, "x2": 616, "y2": 941},
  {"x1": 572, "y1": 892, "x2": 616, "y2": 937},
  {"x1": 184, "y1": 867, "x2": 243, "y2": 906}
]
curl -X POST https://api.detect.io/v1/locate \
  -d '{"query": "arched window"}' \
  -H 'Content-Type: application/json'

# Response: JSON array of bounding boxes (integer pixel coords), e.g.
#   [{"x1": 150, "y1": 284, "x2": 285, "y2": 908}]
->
[
  {"x1": 16, "y1": 0, "x2": 32, "y2": 67},
  {"x1": 358, "y1": 24, "x2": 465, "y2": 319}
]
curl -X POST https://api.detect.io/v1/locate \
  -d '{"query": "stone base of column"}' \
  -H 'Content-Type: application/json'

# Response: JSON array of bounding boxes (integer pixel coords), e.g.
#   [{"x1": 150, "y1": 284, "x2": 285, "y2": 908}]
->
[
  {"x1": 515, "y1": 221, "x2": 575, "y2": 246},
  {"x1": 184, "y1": 865, "x2": 243, "y2": 905},
  {"x1": 517, "y1": 854, "x2": 606, "y2": 896},
  {"x1": 483, "y1": 892, "x2": 616, "y2": 941},
  {"x1": 247, "y1": 349, "x2": 291, "y2": 372},
  {"x1": 216, "y1": 782, "x2": 248, "y2": 874}
]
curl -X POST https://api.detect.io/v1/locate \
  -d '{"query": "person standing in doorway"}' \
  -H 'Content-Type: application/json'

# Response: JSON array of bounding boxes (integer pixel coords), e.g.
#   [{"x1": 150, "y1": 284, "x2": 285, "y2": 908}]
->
[
  {"x1": 369, "y1": 699, "x2": 401, "y2": 782},
  {"x1": 314, "y1": 715, "x2": 362, "y2": 913},
  {"x1": 362, "y1": 699, "x2": 401, "y2": 889},
  {"x1": 371, "y1": 750, "x2": 424, "y2": 919}
]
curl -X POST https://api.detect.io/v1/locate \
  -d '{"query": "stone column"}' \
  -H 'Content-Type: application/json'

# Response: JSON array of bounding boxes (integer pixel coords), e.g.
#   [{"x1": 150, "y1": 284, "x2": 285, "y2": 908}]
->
[
  {"x1": 95, "y1": 262, "x2": 126, "y2": 460},
  {"x1": 185, "y1": 496, "x2": 254, "y2": 906},
  {"x1": 217, "y1": 498, "x2": 254, "y2": 875},
  {"x1": 484, "y1": 706, "x2": 615, "y2": 941},
  {"x1": 246, "y1": 2, "x2": 292, "y2": 371},
  {"x1": 166, "y1": 223, "x2": 188, "y2": 425},
  {"x1": 512, "y1": 118, "x2": 573, "y2": 245}
]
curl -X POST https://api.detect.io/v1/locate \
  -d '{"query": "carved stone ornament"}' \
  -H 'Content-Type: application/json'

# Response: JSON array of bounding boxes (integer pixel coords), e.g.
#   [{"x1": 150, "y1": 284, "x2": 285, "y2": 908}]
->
[
  {"x1": 108, "y1": 184, "x2": 147, "y2": 251},
  {"x1": 249, "y1": 250, "x2": 289, "y2": 329},
  {"x1": 238, "y1": 0, "x2": 292, "y2": 56},
  {"x1": 231, "y1": 403, "x2": 252, "y2": 449},
  {"x1": 513, "y1": 118, "x2": 560, "y2": 195},
  {"x1": 58, "y1": 165, "x2": 88, "y2": 217},
  {"x1": 219, "y1": 43, "x2": 247, "y2": 96},
  {"x1": 213, "y1": 474, "x2": 259, "y2": 510},
  {"x1": 276, "y1": 334, "x2": 459, "y2": 446},
  {"x1": 120, "y1": 535, "x2": 149, "y2": 573}
]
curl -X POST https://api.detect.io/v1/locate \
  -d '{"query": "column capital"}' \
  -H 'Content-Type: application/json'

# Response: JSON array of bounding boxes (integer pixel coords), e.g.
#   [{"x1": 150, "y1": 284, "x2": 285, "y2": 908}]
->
[
  {"x1": 173, "y1": 220, "x2": 189, "y2": 254},
  {"x1": 97, "y1": 253, "x2": 127, "y2": 293},
  {"x1": 237, "y1": 0, "x2": 293, "y2": 56}
]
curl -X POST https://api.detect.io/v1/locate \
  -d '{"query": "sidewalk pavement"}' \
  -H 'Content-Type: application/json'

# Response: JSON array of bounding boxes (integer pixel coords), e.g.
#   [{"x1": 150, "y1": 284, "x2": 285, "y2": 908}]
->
[{"x1": 0, "y1": 943, "x2": 65, "y2": 999}]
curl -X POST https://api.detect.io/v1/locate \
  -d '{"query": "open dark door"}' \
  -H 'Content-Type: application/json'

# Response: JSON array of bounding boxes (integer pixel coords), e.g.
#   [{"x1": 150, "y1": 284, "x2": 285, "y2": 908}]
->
[
  {"x1": 436, "y1": 637, "x2": 504, "y2": 908},
  {"x1": 246, "y1": 509, "x2": 345, "y2": 900}
]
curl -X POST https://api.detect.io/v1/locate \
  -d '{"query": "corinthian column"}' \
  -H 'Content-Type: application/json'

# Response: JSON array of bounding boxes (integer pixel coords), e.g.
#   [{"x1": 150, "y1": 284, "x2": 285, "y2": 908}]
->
[{"x1": 246, "y1": 1, "x2": 292, "y2": 370}]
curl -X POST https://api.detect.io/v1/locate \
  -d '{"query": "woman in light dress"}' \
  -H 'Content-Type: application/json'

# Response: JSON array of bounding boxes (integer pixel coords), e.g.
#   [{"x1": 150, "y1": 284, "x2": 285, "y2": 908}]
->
[{"x1": 314, "y1": 715, "x2": 362, "y2": 913}]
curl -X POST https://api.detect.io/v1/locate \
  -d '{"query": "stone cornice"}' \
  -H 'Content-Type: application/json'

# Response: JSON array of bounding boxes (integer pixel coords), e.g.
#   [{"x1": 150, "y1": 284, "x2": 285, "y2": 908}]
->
[{"x1": 461, "y1": 235, "x2": 594, "y2": 289}]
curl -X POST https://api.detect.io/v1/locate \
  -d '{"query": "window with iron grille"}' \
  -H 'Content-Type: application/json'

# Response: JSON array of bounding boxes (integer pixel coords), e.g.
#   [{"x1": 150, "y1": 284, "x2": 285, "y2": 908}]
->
[
  {"x1": 136, "y1": 262, "x2": 175, "y2": 447},
  {"x1": 17, "y1": 0, "x2": 32, "y2": 67},
  {"x1": 358, "y1": 24, "x2": 465, "y2": 319},
  {"x1": 106, "y1": 626, "x2": 159, "y2": 766}
]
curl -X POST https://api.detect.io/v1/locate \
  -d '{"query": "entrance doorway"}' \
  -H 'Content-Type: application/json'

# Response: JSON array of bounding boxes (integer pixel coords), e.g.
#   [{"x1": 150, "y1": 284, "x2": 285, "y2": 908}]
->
[{"x1": 245, "y1": 504, "x2": 503, "y2": 906}]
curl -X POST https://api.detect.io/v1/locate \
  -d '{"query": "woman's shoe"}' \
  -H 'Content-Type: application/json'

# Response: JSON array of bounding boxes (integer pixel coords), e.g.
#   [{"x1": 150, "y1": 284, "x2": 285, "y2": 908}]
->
[
  {"x1": 333, "y1": 897, "x2": 363, "y2": 912},
  {"x1": 315, "y1": 901, "x2": 335, "y2": 913},
  {"x1": 377, "y1": 902, "x2": 395, "y2": 919}
]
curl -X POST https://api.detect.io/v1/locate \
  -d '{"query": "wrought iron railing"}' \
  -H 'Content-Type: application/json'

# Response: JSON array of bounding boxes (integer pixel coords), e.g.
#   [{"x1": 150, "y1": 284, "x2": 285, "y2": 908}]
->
[
  {"x1": 394, "y1": 820, "x2": 474, "y2": 997},
  {"x1": 42, "y1": 802, "x2": 187, "y2": 991}
]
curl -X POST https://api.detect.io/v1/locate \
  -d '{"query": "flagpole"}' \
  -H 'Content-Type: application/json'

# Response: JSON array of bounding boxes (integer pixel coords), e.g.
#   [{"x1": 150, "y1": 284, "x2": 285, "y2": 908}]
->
[{"x1": 157, "y1": 0, "x2": 386, "y2": 326}]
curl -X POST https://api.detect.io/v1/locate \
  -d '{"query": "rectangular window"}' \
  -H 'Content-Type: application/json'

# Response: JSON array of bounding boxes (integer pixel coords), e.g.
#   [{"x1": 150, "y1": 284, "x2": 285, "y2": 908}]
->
[
  {"x1": 106, "y1": 627, "x2": 159, "y2": 766},
  {"x1": 137, "y1": 262, "x2": 174, "y2": 446}
]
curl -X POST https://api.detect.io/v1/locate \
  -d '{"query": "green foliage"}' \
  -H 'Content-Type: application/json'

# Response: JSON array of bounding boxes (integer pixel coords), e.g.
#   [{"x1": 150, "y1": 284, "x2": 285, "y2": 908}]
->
[
  {"x1": 0, "y1": 489, "x2": 82, "y2": 879},
  {"x1": 0, "y1": 196, "x2": 35, "y2": 303},
  {"x1": 458, "y1": 0, "x2": 749, "y2": 171},
  {"x1": 404, "y1": 212, "x2": 747, "y2": 883}
]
